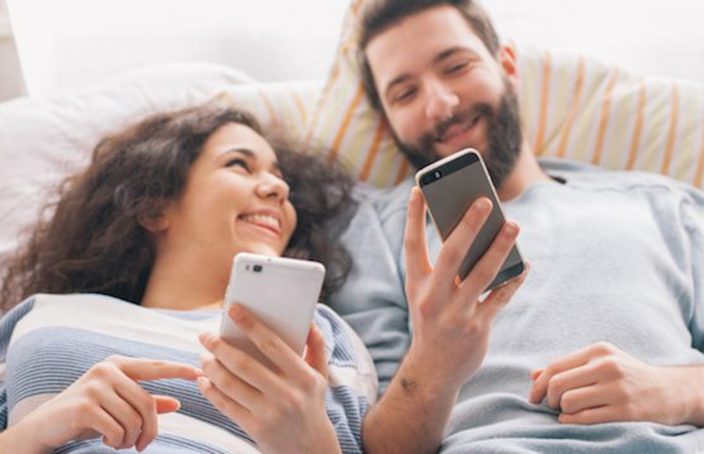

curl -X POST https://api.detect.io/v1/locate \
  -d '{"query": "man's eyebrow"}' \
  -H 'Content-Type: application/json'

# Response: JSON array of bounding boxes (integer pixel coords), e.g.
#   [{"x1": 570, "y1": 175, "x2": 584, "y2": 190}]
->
[{"x1": 435, "y1": 46, "x2": 479, "y2": 63}]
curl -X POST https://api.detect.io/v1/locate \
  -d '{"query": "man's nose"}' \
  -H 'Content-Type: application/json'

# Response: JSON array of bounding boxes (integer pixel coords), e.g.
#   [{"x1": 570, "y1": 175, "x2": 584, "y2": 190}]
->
[{"x1": 424, "y1": 80, "x2": 460, "y2": 123}]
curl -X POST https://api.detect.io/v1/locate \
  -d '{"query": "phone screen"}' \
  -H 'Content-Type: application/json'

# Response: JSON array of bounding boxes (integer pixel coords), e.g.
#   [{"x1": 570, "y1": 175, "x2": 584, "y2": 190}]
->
[{"x1": 417, "y1": 149, "x2": 524, "y2": 290}]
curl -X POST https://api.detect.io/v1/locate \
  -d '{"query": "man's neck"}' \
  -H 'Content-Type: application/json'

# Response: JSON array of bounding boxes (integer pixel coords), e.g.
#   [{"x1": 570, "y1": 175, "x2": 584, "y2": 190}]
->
[{"x1": 496, "y1": 141, "x2": 552, "y2": 202}]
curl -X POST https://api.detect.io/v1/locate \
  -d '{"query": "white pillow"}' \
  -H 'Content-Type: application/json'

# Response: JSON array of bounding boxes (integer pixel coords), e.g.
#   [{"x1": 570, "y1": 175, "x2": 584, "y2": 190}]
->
[{"x1": 0, "y1": 62, "x2": 254, "y2": 263}]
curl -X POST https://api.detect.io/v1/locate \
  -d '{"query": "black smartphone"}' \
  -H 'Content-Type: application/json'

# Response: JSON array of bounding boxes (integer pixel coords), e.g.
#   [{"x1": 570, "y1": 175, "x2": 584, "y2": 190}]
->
[{"x1": 415, "y1": 148, "x2": 525, "y2": 290}]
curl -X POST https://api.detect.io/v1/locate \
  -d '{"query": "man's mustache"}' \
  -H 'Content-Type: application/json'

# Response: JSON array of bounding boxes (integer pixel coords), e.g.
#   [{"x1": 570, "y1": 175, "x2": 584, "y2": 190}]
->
[{"x1": 421, "y1": 103, "x2": 495, "y2": 146}]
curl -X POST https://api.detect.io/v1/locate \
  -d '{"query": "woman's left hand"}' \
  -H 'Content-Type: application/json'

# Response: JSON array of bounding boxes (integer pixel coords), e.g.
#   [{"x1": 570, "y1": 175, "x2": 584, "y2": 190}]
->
[{"x1": 198, "y1": 304, "x2": 341, "y2": 454}]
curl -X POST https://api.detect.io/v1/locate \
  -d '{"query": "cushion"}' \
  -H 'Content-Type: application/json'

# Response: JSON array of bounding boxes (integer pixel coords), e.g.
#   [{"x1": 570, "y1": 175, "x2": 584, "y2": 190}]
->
[
  {"x1": 0, "y1": 63, "x2": 321, "y2": 264},
  {"x1": 304, "y1": 0, "x2": 704, "y2": 189}
]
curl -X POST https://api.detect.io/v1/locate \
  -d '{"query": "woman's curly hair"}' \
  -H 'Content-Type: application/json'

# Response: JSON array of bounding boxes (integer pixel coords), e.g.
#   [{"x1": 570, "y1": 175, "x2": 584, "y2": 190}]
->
[{"x1": 0, "y1": 103, "x2": 356, "y2": 310}]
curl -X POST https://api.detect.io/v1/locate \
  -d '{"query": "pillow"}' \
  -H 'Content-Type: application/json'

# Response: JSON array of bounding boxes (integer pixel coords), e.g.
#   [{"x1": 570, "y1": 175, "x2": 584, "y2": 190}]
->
[
  {"x1": 0, "y1": 63, "x2": 321, "y2": 264},
  {"x1": 305, "y1": 0, "x2": 704, "y2": 189}
]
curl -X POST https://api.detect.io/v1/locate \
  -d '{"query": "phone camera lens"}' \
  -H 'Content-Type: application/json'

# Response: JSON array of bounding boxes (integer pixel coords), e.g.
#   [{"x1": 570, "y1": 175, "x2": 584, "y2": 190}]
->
[
  {"x1": 253, "y1": 265, "x2": 263, "y2": 273},
  {"x1": 434, "y1": 170, "x2": 442, "y2": 180}
]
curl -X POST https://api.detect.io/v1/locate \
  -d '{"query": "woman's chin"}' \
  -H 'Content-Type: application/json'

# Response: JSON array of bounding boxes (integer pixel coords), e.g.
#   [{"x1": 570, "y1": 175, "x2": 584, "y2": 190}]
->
[{"x1": 234, "y1": 245, "x2": 283, "y2": 258}]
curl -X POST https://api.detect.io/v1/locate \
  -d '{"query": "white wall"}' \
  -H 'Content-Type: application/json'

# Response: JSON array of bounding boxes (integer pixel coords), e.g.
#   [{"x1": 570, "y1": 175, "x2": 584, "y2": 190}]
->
[
  {"x1": 484, "y1": 0, "x2": 704, "y2": 84},
  {"x1": 0, "y1": 0, "x2": 25, "y2": 101},
  {"x1": 4, "y1": 0, "x2": 704, "y2": 99},
  {"x1": 7, "y1": 0, "x2": 348, "y2": 97}
]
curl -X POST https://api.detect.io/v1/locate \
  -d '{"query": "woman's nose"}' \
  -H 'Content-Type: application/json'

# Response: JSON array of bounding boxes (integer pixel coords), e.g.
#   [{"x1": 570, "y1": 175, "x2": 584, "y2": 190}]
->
[{"x1": 255, "y1": 174, "x2": 290, "y2": 202}]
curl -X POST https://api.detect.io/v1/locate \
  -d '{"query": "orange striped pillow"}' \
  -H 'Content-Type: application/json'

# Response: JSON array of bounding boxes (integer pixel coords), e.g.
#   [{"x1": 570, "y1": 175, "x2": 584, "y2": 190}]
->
[
  {"x1": 215, "y1": 81, "x2": 321, "y2": 148},
  {"x1": 304, "y1": 1, "x2": 704, "y2": 188}
]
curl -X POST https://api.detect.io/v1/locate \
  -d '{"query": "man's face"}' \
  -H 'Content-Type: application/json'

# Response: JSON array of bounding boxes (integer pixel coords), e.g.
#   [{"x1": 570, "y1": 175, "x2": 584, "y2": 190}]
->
[{"x1": 365, "y1": 5, "x2": 522, "y2": 188}]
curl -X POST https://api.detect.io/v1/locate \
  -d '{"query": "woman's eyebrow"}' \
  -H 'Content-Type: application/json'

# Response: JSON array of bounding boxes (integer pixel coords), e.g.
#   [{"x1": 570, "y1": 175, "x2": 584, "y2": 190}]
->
[{"x1": 220, "y1": 147, "x2": 256, "y2": 158}]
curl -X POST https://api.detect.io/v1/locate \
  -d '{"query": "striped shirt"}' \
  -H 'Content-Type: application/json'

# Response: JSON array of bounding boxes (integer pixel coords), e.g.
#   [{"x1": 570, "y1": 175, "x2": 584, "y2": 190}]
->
[{"x1": 0, "y1": 293, "x2": 377, "y2": 453}]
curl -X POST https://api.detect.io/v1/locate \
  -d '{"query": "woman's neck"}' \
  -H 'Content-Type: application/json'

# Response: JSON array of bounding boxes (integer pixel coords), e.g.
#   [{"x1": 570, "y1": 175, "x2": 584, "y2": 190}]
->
[{"x1": 140, "y1": 249, "x2": 228, "y2": 311}]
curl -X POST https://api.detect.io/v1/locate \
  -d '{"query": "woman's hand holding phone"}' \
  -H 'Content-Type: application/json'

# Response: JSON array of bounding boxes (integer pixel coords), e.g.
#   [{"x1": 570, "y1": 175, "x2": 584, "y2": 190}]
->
[
  {"x1": 5, "y1": 356, "x2": 201, "y2": 453},
  {"x1": 402, "y1": 187, "x2": 529, "y2": 392},
  {"x1": 198, "y1": 304, "x2": 341, "y2": 454}
]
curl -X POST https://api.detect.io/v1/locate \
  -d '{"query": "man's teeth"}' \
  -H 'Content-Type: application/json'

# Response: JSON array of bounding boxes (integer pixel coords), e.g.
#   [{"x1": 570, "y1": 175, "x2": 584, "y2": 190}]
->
[
  {"x1": 439, "y1": 116, "x2": 480, "y2": 142},
  {"x1": 241, "y1": 214, "x2": 280, "y2": 229}
]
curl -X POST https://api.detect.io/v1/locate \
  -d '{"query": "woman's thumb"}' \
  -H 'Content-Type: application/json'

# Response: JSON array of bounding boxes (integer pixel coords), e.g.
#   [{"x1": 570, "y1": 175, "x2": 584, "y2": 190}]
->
[{"x1": 304, "y1": 324, "x2": 329, "y2": 379}]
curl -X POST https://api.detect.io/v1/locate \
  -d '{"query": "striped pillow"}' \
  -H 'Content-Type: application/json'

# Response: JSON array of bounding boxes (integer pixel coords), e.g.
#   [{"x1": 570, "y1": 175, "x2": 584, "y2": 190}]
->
[
  {"x1": 304, "y1": 0, "x2": 704, "y2": 188},
  {"x1": 215, "y1": 80, "x2": 322, "y2": 149}
]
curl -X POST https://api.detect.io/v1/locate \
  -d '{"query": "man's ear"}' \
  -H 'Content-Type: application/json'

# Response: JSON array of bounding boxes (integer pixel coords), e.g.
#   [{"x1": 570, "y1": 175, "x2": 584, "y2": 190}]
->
[{"x1": 498, "y1": 44, "x2": 519, "y2": 86}]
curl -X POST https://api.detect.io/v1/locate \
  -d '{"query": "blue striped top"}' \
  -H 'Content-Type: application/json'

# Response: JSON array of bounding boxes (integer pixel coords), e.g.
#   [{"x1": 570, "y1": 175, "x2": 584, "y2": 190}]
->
[{"x1": 0, "y1": 293, "x2": 377, "y2": 453}]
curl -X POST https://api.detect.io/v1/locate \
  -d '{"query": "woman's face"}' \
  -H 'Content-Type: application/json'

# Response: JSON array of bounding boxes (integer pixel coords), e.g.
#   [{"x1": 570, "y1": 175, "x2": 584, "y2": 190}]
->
[{"x1": 161, "y1": 122, "x2": 297, "y2": 266}]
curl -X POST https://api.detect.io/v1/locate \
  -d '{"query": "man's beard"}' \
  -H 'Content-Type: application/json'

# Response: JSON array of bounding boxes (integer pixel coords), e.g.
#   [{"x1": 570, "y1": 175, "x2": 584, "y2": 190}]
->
[{"x1": 392, "y1": 80, "x2": 523, "y2": 191}]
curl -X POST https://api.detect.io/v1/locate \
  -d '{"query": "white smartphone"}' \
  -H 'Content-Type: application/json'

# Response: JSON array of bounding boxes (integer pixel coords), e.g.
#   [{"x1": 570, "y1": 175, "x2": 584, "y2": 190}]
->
[
  {"x1": 220, "y1": 252, "x2": 326, "y2": 368},
  {"x1": 415, "y1": 148, "x2": 525, "y2": 291}
]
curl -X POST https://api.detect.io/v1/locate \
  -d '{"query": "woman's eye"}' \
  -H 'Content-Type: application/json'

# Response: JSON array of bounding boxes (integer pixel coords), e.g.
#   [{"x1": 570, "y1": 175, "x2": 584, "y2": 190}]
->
[{"x1": 226, "y1": 158, "x2": 251, "y2": 172}]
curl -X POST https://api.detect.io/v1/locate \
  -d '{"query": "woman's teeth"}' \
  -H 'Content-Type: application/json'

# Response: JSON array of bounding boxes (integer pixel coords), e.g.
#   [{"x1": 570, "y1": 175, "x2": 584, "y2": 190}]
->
[{"x1": 240, "y1": 214, "x2": 280, "y2": 230}]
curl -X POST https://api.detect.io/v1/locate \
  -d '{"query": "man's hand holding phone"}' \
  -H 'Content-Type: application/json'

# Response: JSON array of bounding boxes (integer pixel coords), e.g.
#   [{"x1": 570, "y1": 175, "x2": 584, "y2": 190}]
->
[{"x1": 402, "y1": 187, "x2": 528, "y2": 393}]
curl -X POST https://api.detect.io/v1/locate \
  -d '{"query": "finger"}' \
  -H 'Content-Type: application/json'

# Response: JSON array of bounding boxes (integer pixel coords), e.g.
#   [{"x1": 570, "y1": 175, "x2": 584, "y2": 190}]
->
[
  {"x1": 154, "y1": 395, "x2": 181, "y2": 414},
  {"x1": 559, "y1": 384, "x2": 614, "y2": 415},
  {"x1": 531, "y1": 368, "x2": 543, "y2": 381},
  {"x1": 113, "y1": 378, "x2": 159, "y2": 451},
  {"x1": 225, "y1": 305, "x2": 306, "y2": 380},
  {"x1": 404, "y1": 187, "x2": 432, "y2": 284},
  {"x1": 477, "y1": 262, "x2": 529, "y2": 322},
  {"x1": 559, "y1": 405, "x2": 619, "y2": 425},
  {"x1": 433, "y1": 197, "x2": 493, "y2": 292},
  {"x1": 107, "y1": 356, "x2": 202, "y2": 382},
  {"x1": 201, "y1": 351, "x2": 262, "y2": 412},
  {"x1": 546, "y1": 362, "x2": 600, "y2": 410},
  {"x1": 529, "y1": 346, "x2": 599, "y2": 404},
  {"x1": 459, "y1": 220, "x2": 519, "y2": 297},
  {"x1": 199, "y1": 329, "x2": 283, "y2": 396},
  {"x1": 304, "y1": 324, "x2": 329, "y2": 379},
  {"x1": 99, "y1": 397, "x2": 141, "y2": 450},
  {"x1": 197, "y1": 376, "x2": 254, "y2": 430},
  {"x1": 88, "y1": 407, "x2": 125, "y2": 449}
]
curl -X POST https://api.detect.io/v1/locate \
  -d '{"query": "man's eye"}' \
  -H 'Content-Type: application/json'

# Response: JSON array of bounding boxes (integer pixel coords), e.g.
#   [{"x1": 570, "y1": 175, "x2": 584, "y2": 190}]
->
[
  {"x1": 226, "y1": 158, "x2": 250, "y2": 172},
  {"x1": 446, "y1": 62, "x2": 469, "y2": 74},
  {"x1": 394, "y1": 88, "x2": 417, "y2": 103}
]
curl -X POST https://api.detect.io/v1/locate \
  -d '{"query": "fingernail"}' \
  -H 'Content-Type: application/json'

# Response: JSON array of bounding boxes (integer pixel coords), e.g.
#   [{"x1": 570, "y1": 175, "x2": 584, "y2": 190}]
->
[
  {"x1": 199, "y1": 351, "x2": 211, "y2": 365},
  {"x1": 197, "y1": 376, "x2": 210, "y2": 389},
  {"x1": 504, "y1": 222, "x2": 519, "y2": 236},
  {"x1": 229, "y1": 304, "x2": 246, "y2": 323},
  {"x1": 475, "y1": 198, "x2": 492, "y2": 214},
  {"x1": 198, "y1": 333, "x2": 213, "y2": 347},
  {"x1": 194, "y1": 367, "x2": 204, "y2": 377}
]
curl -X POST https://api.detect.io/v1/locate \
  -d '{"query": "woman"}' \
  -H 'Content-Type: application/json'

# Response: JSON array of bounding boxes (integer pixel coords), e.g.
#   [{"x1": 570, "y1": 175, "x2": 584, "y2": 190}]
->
[{"x1": 0, "y1": 104, "x2": 376, "y2": 453}]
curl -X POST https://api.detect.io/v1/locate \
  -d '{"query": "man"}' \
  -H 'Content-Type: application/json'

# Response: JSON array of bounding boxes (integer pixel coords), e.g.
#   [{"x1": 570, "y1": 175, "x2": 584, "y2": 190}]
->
[{"x1": 329, "y1": 0, "x2": 704, "y2": 452}]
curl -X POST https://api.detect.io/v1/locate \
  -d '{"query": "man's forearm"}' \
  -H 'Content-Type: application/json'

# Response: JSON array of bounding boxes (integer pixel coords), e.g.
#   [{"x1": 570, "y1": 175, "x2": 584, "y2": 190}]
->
[
  {"x1": 363, "y1": 352, "x2": 460, "y2": 454},
  {"x1": 674, "y1": 365, "x2": 704, "y2": 426}
]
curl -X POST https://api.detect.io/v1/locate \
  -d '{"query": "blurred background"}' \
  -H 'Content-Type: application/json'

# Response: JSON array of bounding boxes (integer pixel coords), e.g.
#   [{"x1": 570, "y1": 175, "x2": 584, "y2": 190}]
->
[{"x1": 1, "y1": 0, "x2": 703, "y2": 101}]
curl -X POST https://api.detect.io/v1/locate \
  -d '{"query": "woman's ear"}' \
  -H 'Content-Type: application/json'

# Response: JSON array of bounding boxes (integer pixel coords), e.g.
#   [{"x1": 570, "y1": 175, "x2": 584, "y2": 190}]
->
[{"x1": 138, "y1": 208, "x2": 171, "y2": 234}]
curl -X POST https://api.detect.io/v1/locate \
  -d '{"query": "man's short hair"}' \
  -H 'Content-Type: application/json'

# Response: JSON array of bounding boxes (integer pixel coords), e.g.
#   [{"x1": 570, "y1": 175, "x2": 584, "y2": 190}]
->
[{"x1": 358, "y1": 0, "x2": 501, "y2": 112}]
